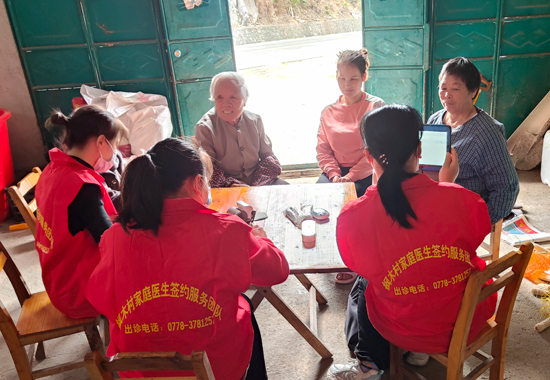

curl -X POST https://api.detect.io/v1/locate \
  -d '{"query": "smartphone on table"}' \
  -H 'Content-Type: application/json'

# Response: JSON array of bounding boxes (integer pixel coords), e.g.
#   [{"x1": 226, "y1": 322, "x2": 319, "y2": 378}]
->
[{"x1": 419, "y1": 124, "x2": 451, "y2": 172}]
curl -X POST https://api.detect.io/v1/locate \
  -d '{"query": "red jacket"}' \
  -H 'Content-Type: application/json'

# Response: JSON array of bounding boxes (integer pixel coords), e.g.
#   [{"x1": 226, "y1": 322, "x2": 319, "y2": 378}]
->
[
  {"x1": 337, "y1": 174, "x2": 496, "y2": 353},
  {"x1": 35, "y1": 149, "x2": 117, "y2": 318},
  {"x1": 86, "y1": 198, "x2": 289, "y2": 379}
]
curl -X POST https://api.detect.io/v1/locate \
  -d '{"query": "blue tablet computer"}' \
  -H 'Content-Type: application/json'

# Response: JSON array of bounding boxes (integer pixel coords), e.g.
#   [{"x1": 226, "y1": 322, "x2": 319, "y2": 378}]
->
[{"x1": 419, "y1": 124, "x2": 451, "y2": 171}]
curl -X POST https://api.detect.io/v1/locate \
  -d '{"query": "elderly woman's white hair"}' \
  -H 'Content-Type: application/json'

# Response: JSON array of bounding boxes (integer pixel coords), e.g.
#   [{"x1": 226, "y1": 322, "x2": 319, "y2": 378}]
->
[{"x1": 209, "y1": 71, "x2": 249, "y2": 103}]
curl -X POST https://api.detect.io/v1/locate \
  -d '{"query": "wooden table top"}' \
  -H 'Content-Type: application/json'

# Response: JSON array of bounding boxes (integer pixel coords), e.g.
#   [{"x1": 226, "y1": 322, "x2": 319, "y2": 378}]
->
[{"x1": 210, "y1": 183, "x2": 357, "y2": 274}]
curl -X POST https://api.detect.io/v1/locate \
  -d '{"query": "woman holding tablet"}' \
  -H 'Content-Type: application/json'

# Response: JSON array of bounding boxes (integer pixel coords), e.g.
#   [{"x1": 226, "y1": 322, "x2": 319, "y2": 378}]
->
[{"x1": 328, "y1": 105, "x2": 496, "y2": 380}]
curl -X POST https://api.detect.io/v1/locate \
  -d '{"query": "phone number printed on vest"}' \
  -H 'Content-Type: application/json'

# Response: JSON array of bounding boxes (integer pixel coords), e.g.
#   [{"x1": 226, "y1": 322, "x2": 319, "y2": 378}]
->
[
  {"x1": 116, "y1": 281, "x2": 222, "y2": 333},
  {"x1": 382, "y1": 244, "x2": 472, "y2": 293}
]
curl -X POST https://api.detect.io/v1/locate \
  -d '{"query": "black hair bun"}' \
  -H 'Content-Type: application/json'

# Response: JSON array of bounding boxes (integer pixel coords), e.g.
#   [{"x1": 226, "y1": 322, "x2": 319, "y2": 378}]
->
[{"x1": 49, "y1": 111, "x2": 69, "y2": 126}]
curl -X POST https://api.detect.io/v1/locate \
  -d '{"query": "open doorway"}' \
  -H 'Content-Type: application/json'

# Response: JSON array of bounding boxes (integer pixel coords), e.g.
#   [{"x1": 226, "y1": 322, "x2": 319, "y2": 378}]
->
[{"x1": 229, "y1": 0, "x2": 362, "y2": 168}]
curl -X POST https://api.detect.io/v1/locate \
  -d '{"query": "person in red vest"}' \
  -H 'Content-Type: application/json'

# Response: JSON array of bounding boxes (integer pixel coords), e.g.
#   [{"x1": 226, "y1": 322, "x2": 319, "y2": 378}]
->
[
  {"x1": 86, "y1": 138, "x2": 289, "y2": 380},
  {"x1": 35, "y1": 106, "x2": 123, "y2": 319},
  {"x1": 328, "y1": 105, "x2": 497, "y2": 380}
]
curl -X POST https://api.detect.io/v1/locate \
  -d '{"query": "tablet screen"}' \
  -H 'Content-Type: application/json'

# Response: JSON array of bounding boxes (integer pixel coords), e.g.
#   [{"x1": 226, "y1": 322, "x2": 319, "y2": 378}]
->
[{"x1": 419, "y1": 130, "x2": 449, "y2": 167}]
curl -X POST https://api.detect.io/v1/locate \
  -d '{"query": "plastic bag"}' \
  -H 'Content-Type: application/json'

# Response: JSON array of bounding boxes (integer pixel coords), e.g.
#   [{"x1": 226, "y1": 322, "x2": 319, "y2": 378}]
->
[
  {"x1": 524, "y1": 245, "x2": 550, "y2": 282},
  {"x1": 80, "y1": 85, "x2": 173, "y2": 155}
]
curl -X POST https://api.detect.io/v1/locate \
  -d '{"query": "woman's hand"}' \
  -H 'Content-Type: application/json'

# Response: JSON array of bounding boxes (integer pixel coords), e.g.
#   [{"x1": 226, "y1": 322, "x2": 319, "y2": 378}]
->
[
  {"x1": 331, "y1": 175, "x2": 340, "y2": 183},
  {"x1": 337, "y1": 176, "x2": 352, "y2": 183},
  {"x1": 251, "y1": 225, "x2": 267, "y2": 238},
  {"x1": 439, "y1": 148, "x2": 459, "y2": 183}
]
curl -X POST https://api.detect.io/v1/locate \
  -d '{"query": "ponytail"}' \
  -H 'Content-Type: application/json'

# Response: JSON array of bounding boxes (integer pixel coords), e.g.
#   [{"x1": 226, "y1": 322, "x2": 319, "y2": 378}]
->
[
  {"x1": 118, "y1": 138, "x2": 207, "y2": 234},
  {"x1": 360, "y1": 104, "x2": 423, "y2": 229},
  {"x1": 376, "y1": 163, "x2": 417, "y2": 229},
  {"x1": 118, "y1": 154, "x2": 164, "y2": 234}
]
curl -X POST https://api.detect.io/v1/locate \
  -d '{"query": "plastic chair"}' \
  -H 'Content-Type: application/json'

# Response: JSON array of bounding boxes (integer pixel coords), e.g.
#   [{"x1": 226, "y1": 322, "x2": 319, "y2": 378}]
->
[
  {"x1": 390, "y1": 242, "x2": 534, "y2": 380},
  {"x1": 8, "y1": 167, "x2": 42, "y2": 237},
  {"x1": 478, "y1": 219, "x2": 503, "y2": 263},
  {"x1": 0, "y1": 239, "x2": 103, "y2": 380},
  {"x1": 85, "y1": 351, "x2": 215, "y2": 380}
]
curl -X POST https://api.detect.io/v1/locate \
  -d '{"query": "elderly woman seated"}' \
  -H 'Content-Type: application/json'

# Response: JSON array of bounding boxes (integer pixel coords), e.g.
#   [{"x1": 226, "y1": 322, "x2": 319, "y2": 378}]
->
[{"x1": 195, "y1": 72, "x2": 287, "y2": 187}]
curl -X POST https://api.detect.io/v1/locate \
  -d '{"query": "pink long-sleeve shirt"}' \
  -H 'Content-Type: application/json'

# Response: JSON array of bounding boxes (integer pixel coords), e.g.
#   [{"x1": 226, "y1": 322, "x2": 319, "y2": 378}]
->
[{"x1": 316, "y1": 92, "x2": 385, "y2": 181}]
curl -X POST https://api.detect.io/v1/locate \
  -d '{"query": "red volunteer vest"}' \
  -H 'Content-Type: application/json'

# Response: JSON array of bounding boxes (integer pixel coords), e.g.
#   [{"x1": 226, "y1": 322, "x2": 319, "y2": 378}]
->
[
  {"x1": 86, "y1": 198, "x2": 288, "y2": 380},
  {"x1": 337, "y1": 174, "x2": 497, "y2": 353},
  {"x1": 35, "y1": 148, "x2": 117, "y2": 318}
]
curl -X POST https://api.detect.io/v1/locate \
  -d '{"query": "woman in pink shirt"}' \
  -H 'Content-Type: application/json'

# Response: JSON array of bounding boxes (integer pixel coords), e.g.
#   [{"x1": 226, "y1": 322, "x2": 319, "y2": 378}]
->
[
  {"x1": 316, "y1": 49, "x2": 385, "y2": 198},
  {"x1": 317, "y1": 49, "x2": 385, "y2": 284}
]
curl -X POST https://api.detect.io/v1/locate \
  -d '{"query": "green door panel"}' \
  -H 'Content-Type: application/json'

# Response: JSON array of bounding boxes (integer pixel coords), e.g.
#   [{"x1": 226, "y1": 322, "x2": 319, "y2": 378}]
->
[
  {"x1": 434, "y1": 1, "x2": 497, "y2": 22},
  {"x1": 6, "y1": 0, "x2": 86, "y2": 47},
  {"x1": 24, "y1": 48, "x2": 96, "y2": 87},
  {"x1": 160, "y1": 0, "x2": 231, "y2": 41},
  {"x1": 85, "y1": 0, "x2": 158, "y2": 42},
  {"x1": 96, "y1": 44, "x2": 164, "y2": 82},
  {"x1": 501, "y1": 17, "x2": 550, "y2": 56},
  {"x1": 160, "y1": 0, "x2": 235, "y2": 135},
  {"x1": 35, "y1": 88, "x2": 83, "y2": 144},
  {"x1": 430, "y1": 60, "x2": 494, "y2": 117},
  {"x1": 362, "y1": 0, "x2": 428, "y2": 115},
  {"x1": 35, "y1": 88, "x2": 83, "y2": 123},
  {"x1": 364, "y1": 29, "x2": 425, "y2": 67},
  {"x1": 362, "y1": 0, "x2": 424, "y2": 27},
  {"x1": 176, "y1": 81, "x2": 213, "y2": 136},
  {"x1": 367, "y1": 69, "x2": 424, "y2": 111},
  {"x1": 495, "y1": 55, "x2": 550, "y2": 137},
  {"x1": 504, "y1": 0, "x2": 550, "y2": 17},
  {"x1": 170, "y1": 39, "x2": 234, "y2": 81},
  {"x1": 433, "y1": 22, "x2": 496, "y2": 60}
]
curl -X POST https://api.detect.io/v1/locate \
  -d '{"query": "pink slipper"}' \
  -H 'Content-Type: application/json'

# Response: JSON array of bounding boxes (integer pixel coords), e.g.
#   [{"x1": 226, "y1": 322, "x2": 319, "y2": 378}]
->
[{"x1": 335, "y1": 272, "x2": 358, "y2": 284}]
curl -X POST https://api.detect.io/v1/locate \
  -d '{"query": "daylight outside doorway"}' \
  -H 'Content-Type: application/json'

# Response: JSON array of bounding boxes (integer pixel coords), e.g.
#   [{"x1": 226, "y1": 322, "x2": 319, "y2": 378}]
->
[{"x1": 229, "y1": 0, "x2": 363, "y2": 168}]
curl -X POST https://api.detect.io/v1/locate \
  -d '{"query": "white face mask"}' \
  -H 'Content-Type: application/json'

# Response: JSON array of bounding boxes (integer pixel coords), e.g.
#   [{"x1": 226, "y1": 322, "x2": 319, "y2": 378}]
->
[{"x1": 94, "y1": 139, "x2": 117, "y2": 173}]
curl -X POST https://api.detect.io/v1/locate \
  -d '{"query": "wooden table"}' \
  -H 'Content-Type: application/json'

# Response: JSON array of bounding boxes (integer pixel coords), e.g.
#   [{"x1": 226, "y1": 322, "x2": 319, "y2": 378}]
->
[{"x1": 210, "y1": 183, "x2": 356, "y2": 359}]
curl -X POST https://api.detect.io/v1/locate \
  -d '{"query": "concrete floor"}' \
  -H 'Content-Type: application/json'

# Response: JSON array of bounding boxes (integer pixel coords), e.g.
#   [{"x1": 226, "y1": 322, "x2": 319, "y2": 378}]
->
[{"x1": 1, "y1": 168, "x2": 550, "y2": 380}]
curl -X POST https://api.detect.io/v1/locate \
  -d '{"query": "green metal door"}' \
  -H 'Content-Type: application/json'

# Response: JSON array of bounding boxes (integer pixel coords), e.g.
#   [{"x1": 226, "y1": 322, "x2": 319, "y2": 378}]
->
[
  {"x1": 362, "y1": 0, "x2": 429, "y2": 115},
  {"x1": 428, "y1": 1, "x2": 501, "y2": 122},
  {"x1": 5, "y1": 0, "x2": 175, "y2": 145},
  {"x1": 496, "y1": 0, "x2": 550, "y2": 137},
  {"x1": 158, "y1": 0, "x2": 236, "y2": 136},
  {"x1": 428, "y1": 0, "x2": 550, "y2": 137}
]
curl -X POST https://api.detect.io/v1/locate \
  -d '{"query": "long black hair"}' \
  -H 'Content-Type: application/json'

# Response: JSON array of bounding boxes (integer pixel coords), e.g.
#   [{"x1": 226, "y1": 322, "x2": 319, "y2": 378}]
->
[
  {"x1": 360, "y1": 104, "x2": 423, "y2": 229},
  {"x1": 118, "y1": 138, "x2": 207, "y2": 234}
]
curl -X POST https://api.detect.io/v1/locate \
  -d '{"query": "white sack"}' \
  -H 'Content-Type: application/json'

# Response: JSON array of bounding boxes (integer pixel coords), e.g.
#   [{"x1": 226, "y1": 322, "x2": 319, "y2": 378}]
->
[{"x1": 80, "y1": 85, "x2": 173, "y2": 155}]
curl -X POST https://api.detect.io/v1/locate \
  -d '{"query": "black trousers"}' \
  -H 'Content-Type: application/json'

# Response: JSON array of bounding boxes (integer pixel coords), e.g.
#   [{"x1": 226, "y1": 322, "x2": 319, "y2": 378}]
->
[
  {"x1": 242, "y1": 294, "x2": 268, "y2": 380},
  {"x1": 345, "y1": 276, "x2": 390, "y2": 369},
  {"x1": 316, "y1": 167, "x2": 372, "y2": 197}
]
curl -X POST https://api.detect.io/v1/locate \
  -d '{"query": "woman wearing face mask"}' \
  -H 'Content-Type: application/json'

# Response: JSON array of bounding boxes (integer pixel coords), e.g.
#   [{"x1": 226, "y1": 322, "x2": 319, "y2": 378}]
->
[
  {"x1": 86, "y1": 138, "x2": 289, "y2": 380},
  {"x1": 35, "y1": 105, "x2": 123, "y2": 318}
]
